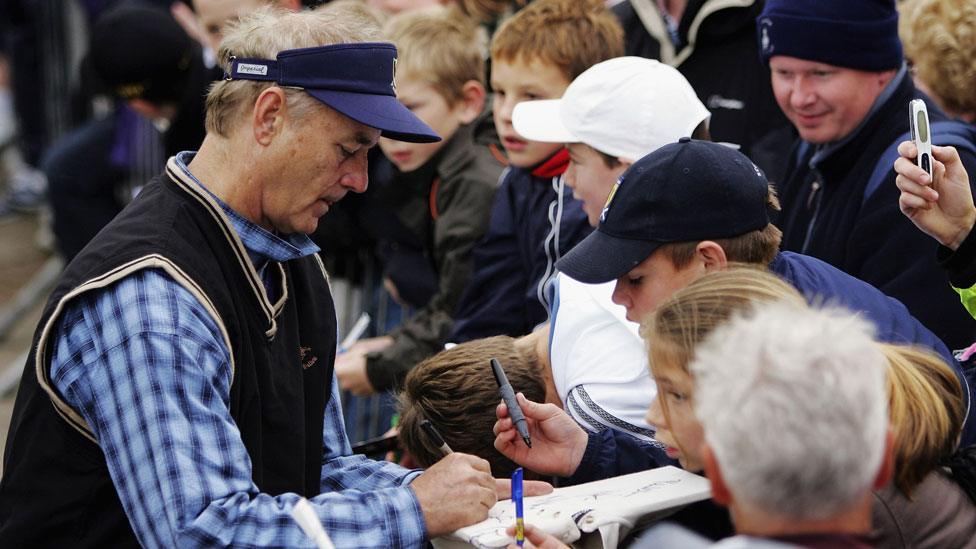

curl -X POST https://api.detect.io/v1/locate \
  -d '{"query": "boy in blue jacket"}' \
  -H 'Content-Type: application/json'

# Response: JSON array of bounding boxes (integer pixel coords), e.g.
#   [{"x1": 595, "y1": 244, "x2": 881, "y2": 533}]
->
[{"x1": 449, "y1": 0, "x2": 624, "y2": 341}]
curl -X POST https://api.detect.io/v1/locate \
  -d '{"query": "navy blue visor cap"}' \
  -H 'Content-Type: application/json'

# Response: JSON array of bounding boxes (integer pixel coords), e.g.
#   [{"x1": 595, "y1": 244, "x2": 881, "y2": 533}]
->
[{"x1": 227, "y1": 42, "x2": 440, "y2": 143}]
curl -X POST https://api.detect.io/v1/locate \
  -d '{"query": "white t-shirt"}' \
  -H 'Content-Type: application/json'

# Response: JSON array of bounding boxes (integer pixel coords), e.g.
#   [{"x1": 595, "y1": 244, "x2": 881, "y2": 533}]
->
[{"x1": 548, "y1": 273, "x2": 658, "y2": 442}]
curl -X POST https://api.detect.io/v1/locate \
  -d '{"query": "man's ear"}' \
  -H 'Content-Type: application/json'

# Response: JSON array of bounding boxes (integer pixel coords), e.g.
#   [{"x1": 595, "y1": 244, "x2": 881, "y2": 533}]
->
[
  {"x1": 252, "y1": 86, "x2": 287, "y2": 145},
  {"x1": 873, "y1": 428, "x2": 895, "y2": 490},
  {"x1": 697, "y1": 241, "x2": 728, "y2": 272},
  {"x1": 702, "y1": 444, "x2": 732, "y2": 507},
  {"x1": 456, "y1": 80, "x2": 487, "y2": 125}
]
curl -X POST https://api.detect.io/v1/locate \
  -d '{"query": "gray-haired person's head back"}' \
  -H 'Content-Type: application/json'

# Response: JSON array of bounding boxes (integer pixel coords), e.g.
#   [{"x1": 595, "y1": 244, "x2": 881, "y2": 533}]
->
[{"x1": 692, "y1": 302, "x2": 889, "y2": 522}]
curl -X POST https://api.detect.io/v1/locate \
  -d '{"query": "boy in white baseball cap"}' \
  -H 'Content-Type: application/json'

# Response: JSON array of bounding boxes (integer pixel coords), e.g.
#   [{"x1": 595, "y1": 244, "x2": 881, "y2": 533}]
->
[
  {"x1": 514, "y1": 56, "x2": 710, "y2": 226},
  {"x1": 510, "y1": 56, "x2": 711, "y2": 443}
]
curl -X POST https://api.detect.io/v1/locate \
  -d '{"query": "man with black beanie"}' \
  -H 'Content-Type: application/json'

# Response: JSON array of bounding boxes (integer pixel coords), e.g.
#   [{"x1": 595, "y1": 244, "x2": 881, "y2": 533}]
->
[{"x1": 760, "y1": 0, "x2": 976, "y2": 350}]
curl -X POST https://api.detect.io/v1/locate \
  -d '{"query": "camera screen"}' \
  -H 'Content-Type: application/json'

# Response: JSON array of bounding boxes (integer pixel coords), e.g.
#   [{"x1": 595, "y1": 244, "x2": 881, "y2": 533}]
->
[{"x1": 916, "y1": 110, "x2": 929, "y2": 142}]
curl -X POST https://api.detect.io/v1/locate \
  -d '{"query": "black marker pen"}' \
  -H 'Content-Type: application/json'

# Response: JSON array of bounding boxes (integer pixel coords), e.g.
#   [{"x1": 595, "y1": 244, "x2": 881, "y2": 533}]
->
[
  {"x1": 421, "y1": 419, "x2": 453, "y2": 457},
  {"x1": 490, "y1": 358, "x2": 532, "y2": 448}
]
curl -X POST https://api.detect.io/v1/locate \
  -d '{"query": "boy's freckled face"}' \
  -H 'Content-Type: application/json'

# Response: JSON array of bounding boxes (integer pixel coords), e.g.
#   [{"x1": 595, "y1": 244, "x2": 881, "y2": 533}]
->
[
  {"x1": 380, "y1": 76, "x2": 463, "y2": 172},
  {"x1": 491, "y1": 57, "x2": 571, "y2": 168}
]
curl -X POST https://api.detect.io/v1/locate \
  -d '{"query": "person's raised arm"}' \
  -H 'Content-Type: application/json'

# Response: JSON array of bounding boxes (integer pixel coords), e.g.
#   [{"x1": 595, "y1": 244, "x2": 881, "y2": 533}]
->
[{"x1": 895, "y1": 141, "x2": 976, "y2": 250}]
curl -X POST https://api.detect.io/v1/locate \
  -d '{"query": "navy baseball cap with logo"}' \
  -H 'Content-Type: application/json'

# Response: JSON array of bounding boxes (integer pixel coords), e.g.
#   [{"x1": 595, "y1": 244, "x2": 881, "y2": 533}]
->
[
  {"x1": 556, "y1": 138, "x2": 771, "y2": 284},
  {"x1": 226, "y1": 42, "x2": 439, "y2": 143}
]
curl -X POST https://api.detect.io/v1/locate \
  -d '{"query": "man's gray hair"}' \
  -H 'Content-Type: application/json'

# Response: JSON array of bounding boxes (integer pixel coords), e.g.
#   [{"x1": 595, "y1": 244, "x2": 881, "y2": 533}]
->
[
  {"x1": 691, "y1": 302, "x2": 888, "y2": 521},
  {"x1": 206, "y1": 5, "x2": 382, "y2": 136}
]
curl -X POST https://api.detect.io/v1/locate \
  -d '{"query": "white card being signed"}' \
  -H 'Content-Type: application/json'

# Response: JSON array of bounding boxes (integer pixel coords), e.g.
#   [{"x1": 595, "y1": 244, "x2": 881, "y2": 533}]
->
[{"x1": 433, "y1": 466, "x2": 712, "y2": 549}]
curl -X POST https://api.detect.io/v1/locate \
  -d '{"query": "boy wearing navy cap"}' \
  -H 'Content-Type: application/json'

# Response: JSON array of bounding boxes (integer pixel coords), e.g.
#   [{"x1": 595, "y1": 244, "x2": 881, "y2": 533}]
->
[
  {"x1": 493, "y1": 139, "x2": 975, "y2": 486},
  {"x1": 502, "y1": 56, "x2": 710, "y2": 443},
  {"x1": 0, "y1": 7, "x2": 549, "y2": 548},
  {"x1": 759, "y1": 0, "x2": 976, "y2": 350}
]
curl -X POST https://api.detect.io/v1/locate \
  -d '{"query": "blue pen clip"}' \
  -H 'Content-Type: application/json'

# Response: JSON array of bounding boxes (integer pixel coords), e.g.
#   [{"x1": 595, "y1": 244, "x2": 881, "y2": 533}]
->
[{"x1": 513, "y1": 467, "x2": 524, "y2": 547}]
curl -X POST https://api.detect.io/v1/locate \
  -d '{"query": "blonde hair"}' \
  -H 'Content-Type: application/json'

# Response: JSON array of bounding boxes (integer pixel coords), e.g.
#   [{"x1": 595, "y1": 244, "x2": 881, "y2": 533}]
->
[
  {"x1": 640, "y1": 267, "x2": 806, "y2": 459},
  {"x1": 659, "y1": 185, "x2": 782, "y2": 269},
  {"x1": 490, "y1": 0, "x2": 623, "y2": 82},
  {"x1": 206, "y1": 5, "x2": 382, "y2": 136},
  {"x1": 383, "y1": 6, "x2": 486, "y2": 105},
  {"x1": 881, "y1": 343, "x2": 964, "y2": 497},
  {"x1": 317, "y1": 0, "x2": 388, "y2": 26},
  {"x1": 899, "y1": 0, "x2": 976, "y2": 117}
]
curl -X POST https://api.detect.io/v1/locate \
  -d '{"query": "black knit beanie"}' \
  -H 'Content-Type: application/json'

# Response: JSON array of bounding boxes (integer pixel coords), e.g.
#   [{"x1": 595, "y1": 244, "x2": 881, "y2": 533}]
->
[
  {"x1": 757, "y1": 0, "x2": 903, "y2": 72},
  {"x1": 89, "y1": 2, "x2": 199, "y2": 105}
]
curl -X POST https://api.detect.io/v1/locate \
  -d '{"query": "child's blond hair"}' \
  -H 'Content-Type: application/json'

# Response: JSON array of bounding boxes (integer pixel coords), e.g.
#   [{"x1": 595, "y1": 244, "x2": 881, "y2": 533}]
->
[
  {"x1": 881, "y1": 343, "x2": 964, "y2": 497},
  {"x1": 384, "y1": 6, "x2": 486, "y2": 106},
  {"x1": 641, "y1": 268, "x2": 807, "y2": 461},
  {"x1": 490, "y1": 0, "x2": 623, "y2": 82}
]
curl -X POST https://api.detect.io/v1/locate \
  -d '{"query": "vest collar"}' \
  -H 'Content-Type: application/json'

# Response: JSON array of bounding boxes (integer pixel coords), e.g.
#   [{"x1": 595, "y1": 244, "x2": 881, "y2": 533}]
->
[{"x1": 165, "y1": 155, "x2": 289, "y2": 338}]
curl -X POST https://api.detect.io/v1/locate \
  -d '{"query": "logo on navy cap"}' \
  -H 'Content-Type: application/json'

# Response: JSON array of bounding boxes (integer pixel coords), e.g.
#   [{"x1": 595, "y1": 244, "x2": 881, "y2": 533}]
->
[
  {"x1": 600, "y1": 177, "x2": 622, "y2": 224},
  {"x1": 750, "y1": 162, "x2": 764, "y2": 179},
  {"x1": 391, "y1": 57, "x2": 398, "y2": 94},
  {"x1": 760, "y1": 19, "x2": 773, "y2": 55}
]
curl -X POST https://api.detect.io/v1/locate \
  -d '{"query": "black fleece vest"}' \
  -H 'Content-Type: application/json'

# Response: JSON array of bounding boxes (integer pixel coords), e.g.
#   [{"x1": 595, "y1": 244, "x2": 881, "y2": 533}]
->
[{"x1": 0, "y1": 159, "x2": 337, "y2": 547}]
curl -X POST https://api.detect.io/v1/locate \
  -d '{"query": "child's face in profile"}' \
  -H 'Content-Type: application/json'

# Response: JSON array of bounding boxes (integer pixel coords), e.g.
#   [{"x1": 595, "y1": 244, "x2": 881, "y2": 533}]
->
[
  {"x1": 646, "y1": 364, "x2": 705, "y2": 473},
  {"x1": 380, "y1": 75, "x2": 467, "y2": 172},
  {"x1": 565, "y1": 143, "x2": 629, "y2": 227},
  {"x1": 491, "y1": 57, "x2": 570, "y2": 168}
]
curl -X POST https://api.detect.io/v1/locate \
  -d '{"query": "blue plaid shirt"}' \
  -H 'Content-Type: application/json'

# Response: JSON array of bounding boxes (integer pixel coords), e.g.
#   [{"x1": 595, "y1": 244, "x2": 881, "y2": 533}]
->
[{"x1": 49, "y1": 153, "x2": 427, "y2": 548}]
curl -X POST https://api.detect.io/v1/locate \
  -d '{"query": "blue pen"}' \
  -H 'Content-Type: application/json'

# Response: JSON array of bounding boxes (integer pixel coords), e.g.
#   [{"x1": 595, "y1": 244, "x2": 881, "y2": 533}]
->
[{"x1": 513, "y1": 467, "x2": 524, "y2": 547}]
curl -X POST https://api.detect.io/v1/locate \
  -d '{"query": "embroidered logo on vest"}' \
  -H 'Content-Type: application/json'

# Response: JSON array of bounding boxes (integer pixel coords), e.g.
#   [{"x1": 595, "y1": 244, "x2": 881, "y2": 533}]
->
[{"x1": 299, "y1": 346, "x2": 318, "y2": 369}]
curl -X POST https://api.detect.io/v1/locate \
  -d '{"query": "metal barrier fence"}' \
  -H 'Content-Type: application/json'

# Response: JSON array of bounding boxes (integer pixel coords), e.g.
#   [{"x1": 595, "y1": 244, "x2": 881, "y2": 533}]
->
[{"x1": 331, "y1": 255, "x2": 410, "y2": 446}]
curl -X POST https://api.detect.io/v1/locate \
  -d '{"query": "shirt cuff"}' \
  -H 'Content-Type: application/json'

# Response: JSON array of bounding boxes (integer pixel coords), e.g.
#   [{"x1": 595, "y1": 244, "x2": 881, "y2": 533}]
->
[{"x1": 562, "y1": 430, "x2": 611, "y2": 486}]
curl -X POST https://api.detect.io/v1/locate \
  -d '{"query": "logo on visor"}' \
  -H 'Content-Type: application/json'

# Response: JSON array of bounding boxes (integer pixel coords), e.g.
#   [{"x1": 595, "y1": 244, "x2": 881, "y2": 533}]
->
[
  {"x1": 238, "y1": 63, "x2": 269, "y2": 76},
  {"x1": 391, "y1": 57, "x2": 398, "y2": 94},
  {"x1": 600, "y1": 178, "x2": 622, "y2": 224}
]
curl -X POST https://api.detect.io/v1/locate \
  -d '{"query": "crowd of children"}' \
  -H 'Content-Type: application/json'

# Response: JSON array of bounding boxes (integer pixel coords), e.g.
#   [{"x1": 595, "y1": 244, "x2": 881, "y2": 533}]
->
[
  {"x1": 368, "y1": 0, "x2": 976, "y2": 547},
  {"x1": 1, "y1": 0, "x2": 975, "y2": 547}
]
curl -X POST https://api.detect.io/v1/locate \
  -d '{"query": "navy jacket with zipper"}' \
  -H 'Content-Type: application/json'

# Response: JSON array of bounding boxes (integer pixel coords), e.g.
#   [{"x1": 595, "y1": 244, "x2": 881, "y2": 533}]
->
[
  {"x1": 450, "y1": 155, "x2": 591, "y2": 342},
  {"x1": 775, "y1": 69, "x2": 976, "y2": 352},
  {"x1": 566, "y1": 250, "x2": 975, "y2": 486}
]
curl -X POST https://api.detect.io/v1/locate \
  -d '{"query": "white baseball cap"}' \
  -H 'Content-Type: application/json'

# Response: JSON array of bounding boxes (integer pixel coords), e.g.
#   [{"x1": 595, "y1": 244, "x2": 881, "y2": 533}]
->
[{"x1": 512, "y1": 56, "x2": 710, "y2": 162}]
